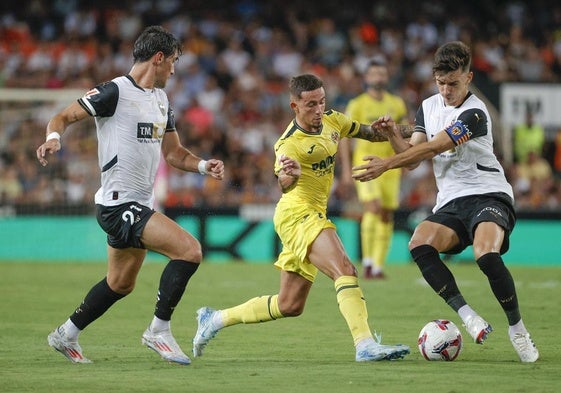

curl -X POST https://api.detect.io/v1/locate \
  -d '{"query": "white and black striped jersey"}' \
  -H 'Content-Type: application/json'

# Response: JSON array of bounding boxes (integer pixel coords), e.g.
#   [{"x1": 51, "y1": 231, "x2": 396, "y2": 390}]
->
[
  {"x1": 78, "y1": 75, "x2": 176, "y2": 207},
  {"x1": 414, "y1": 92, "x2": 514, "y2": 212}
]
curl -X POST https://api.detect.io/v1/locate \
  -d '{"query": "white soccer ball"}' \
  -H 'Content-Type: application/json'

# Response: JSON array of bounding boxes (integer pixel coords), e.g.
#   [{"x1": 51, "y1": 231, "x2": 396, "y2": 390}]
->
[{"x1": 418, "y1": 319, "x2": 463, "y2": 361}]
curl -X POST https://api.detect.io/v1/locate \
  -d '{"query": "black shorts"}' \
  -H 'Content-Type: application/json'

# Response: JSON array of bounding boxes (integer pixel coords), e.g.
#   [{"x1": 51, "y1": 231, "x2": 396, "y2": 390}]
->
[
  {"x1": 425, "y1": 192, "x2": 516, "y2": 255},
  {"x1": 96, "y1": 202, "x2": 155, "y2": 249}
]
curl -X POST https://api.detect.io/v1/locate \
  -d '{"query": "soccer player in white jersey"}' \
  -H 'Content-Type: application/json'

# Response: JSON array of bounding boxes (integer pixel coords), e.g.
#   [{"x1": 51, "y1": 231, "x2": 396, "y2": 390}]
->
[
  {"x1": 352, "y1": 41, "x2": 539, "y2": 363},
  {"x1": 36, "y1": 26, "x2": 224, "y2": 365}
]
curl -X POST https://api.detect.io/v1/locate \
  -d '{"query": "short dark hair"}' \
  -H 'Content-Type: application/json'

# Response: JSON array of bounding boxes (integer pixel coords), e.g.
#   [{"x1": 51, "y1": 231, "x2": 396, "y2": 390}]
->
[
  {"x1": 432, "y1": 41, "x2": 471, "y2": 75},
  {"x1": 289, "y1": 74, "x2": 324, "y2": 98},
  {"x1": 132, "y1": 26, "x2": 182, "y2": 63}
]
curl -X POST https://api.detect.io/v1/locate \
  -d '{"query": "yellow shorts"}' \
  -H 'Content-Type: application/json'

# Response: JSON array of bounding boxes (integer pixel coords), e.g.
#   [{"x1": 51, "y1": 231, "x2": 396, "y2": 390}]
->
[
  {"x1": 354, "y1": 168, "x2": 401, "y2": 209},
  {"x1": 273, "y1": 202, "x2": 336, "y2": 282}
]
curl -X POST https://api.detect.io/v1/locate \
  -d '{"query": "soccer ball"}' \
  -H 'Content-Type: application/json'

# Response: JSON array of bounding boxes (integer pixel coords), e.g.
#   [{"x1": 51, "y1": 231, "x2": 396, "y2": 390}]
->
[{"x1": 418, "y1": 319, "x2": 463, "y2": 361}]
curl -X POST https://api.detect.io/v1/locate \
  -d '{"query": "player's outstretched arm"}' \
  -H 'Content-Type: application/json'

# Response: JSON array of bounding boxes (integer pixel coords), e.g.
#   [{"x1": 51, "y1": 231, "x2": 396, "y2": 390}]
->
[
  {"x1": 162, "y1": 131, "x2": 224, "y2": 180},
  {"x1": 352, "y1": 131, "x2": 452, "y2": 182},
  {"x1": 354, "y1": 117, "x2": 414, "y2": 144},
  {"x1": 36, "y1": 101, "x2": 89, "y2": 166}
]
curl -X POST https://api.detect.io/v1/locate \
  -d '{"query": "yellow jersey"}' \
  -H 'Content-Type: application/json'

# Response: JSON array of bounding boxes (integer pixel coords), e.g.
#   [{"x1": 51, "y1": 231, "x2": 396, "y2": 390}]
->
[
  {"x1": 273, "y1": 109, "x2": 360, "y2": 212},
  {"x1": 345, "y1": 91, "x2": 407, "y2": 160}
]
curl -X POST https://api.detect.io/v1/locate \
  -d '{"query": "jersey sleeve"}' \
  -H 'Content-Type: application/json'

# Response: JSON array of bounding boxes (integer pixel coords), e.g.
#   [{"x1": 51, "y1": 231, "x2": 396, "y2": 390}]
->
[
  {"x1": 413, "y1": 105, "x2": 426, "y2": 134},
  {"x1": 444, "y1": 108, "x2": 488, "y2": 145},
  {"x1": 273, "y1": 139, "x2": 297, "y2": 175},
  {"x1": 77, "y1": 81, "x2": 119, "y2": 117},
  {"x1": 329, "y1": 110, "x2": 360, "y2": 138}
]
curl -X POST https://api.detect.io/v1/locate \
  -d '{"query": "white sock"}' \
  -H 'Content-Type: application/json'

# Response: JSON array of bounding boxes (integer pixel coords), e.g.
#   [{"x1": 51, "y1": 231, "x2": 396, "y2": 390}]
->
[
  {"x1": 457, "y1": 305, "x2": 477, "y2": 324},
  {"x1": 61, "y1": 319, "x2": 81, "y2": 340},
  {"x1": 211, "y1": 310, "x2": 224, "y2": 330},
  {"x1": 508, "y1": 320, "x2": 528, "y2": 337},
  {"x1": 150, "y1": 316, "x2": 170, "y2": 333},
  {"x1": 362, "y1": 258, "x2": 373, "y2": 268},
  {"x1": 355, "y1": 337, "x2": 377, "y2": 352}
]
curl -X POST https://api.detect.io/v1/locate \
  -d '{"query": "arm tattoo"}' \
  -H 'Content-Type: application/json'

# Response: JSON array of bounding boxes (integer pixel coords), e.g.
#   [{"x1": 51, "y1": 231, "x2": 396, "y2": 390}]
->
[
  {"x1": 354, "y1": 124, "x2": 415, "y2": 141},
  {"x1": 355, "y1": 124, "x2": 387, "y2": 142},
  {"x1": 396, "y1": 124, "x2": 415, "y2": 138}
]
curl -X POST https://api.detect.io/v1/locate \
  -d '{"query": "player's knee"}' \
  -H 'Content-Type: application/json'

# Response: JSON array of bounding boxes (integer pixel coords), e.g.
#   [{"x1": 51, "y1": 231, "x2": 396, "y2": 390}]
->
[
  {"x1": 107, "y1": 278, "x2": 135, "y2": 295},
  {"x1": 408, "y1": 238, "x2": 425, "y2": 252},
  {"x1": 178, "y1": 238, "x2": 203, "y2": 263}
]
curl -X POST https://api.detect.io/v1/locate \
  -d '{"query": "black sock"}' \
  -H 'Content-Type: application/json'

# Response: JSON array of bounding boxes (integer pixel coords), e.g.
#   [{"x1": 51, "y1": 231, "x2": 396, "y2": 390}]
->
[
  {"x1": 70, "y1": 278, "x2": 125, "y2": 330},
  {"x1": 154, "y1": 260, "x2": 199, "y2": 321},
  {"x1": 410, "y1": 245, "x2": 466, "y2": 311},
  {"x1": 477, "y1": 253, "x2": 521, "y2": 325}
]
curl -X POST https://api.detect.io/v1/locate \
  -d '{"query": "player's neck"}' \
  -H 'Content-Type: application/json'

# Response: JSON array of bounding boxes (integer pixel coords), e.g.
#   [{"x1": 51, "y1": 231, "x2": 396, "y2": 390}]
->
[
  {"x1": 128, "y1": 63, "x2": 155, "y2": 90},
  {"x1": 367, "y1": 89, "x2": 384, "y2": 100}
]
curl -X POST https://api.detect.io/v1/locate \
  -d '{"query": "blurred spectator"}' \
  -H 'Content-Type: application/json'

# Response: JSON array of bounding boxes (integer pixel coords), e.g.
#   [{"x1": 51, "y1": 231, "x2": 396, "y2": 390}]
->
[
  {"x1": 513, "y1": 151, "x2": 555, "y2": 209},
  {"x1": 513, "y1": 108, "x2": 545, "y2": 164},
  {"x1": 0, "y1": 166, "x2": 23, "y2": 204}
]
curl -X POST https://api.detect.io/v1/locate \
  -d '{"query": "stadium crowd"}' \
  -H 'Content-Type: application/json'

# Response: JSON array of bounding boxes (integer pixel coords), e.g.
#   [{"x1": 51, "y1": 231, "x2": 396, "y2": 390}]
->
[{"x1": 1, "y1": 0, "x2": 561, "y2": 213}]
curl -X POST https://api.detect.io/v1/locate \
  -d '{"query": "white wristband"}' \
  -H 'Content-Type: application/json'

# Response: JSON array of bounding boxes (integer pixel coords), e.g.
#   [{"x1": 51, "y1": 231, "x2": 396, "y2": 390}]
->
[
  {"x1": 198, "y1": 159, "x2": 208, "y2": 175},
  {"x1": 46, "y1": 132, "x2": 61, "y2": 142}
]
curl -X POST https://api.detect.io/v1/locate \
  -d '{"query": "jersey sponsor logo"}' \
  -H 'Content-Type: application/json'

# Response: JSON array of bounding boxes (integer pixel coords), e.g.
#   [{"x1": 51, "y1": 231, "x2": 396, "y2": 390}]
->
[
  {"x1": 477, "y1": 206, "x2": 503, "y2": 218},
  {"x1": 137, "y1": 122, "x2": 154, "y2": 139},
  {"x1": 312, "y1": 154, "x2": 335, "y2": 176},
  {"x1": 307, "y1": 144, "x2": 316, "y2": 154}
]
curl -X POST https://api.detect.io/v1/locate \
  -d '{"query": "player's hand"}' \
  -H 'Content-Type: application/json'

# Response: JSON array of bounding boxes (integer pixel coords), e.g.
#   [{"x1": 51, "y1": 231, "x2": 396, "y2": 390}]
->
[
  {"x1": 371, "y1": 115, "x2": 398, "y2": 139},
  {"x1": 351, "y1": 155, "x2": 387, "y2": 182},
  {"x1": 278, "y1": 154, "x2": 301, "y2": 178},
  {"x1": 206, "y1": 159, "x2": 225, "y2": 180},
  {"x1": 36, "y1": 139, "x2": 61, "y2": 167}
]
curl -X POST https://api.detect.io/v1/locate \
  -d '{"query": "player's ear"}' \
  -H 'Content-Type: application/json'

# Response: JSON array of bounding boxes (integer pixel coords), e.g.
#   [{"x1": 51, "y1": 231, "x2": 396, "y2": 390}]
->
[{"x1": 153, "y1": 51, "x2": 164, "y2": 65}]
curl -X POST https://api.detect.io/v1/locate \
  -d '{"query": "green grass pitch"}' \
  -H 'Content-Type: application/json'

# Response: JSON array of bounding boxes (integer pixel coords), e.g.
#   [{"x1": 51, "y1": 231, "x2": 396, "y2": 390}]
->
[{"x1": 1, "y1": 261, "x2": 560, "y2": 393}]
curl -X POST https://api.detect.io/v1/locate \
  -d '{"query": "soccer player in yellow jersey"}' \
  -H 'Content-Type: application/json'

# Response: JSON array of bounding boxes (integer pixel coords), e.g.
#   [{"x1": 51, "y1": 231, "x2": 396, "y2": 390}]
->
[
  {"x1": 192, "y1": 74, "x2": 411, "y2": 362},
  {"x1": 339, "y1": 58, "x2": 409, "y2": 279}
]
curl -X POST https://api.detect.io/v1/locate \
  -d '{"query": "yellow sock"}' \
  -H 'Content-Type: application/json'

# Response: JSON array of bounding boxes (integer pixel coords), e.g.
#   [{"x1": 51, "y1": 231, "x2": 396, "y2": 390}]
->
[
  {"x1": 335, "y1": 275, "x2": 373, "y2": 346},
  {"x1": 361, "y1": 212, "x2": 378, "y2": 264},
  {"x1": 222, "y1": 295, "x2": 284, "y2": 327},
  {"x1": 373, "y1": 220, "x2": 393, "y2": 270}
]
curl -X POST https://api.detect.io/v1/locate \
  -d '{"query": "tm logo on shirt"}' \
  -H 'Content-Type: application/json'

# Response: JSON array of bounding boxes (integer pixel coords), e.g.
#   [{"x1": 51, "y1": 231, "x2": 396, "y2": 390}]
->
[{"x1": 137, "y1": 123, "x2": 154, "y2": 139}]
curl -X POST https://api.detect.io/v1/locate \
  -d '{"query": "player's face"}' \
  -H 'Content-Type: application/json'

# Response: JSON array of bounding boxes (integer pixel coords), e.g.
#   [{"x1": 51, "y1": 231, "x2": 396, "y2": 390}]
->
[
  {"x1": 365, "y1": 65, "x2": 388, "y2": 91},
  {"x1": 154, "y1": 51, "x2": 179, "y2": 89},
  {"x1": 435, "y1": 69, "x2": 473, "y2": 106},
  {"x1": 291, "y1": 87, "x2": 326, "y2": 132}
]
